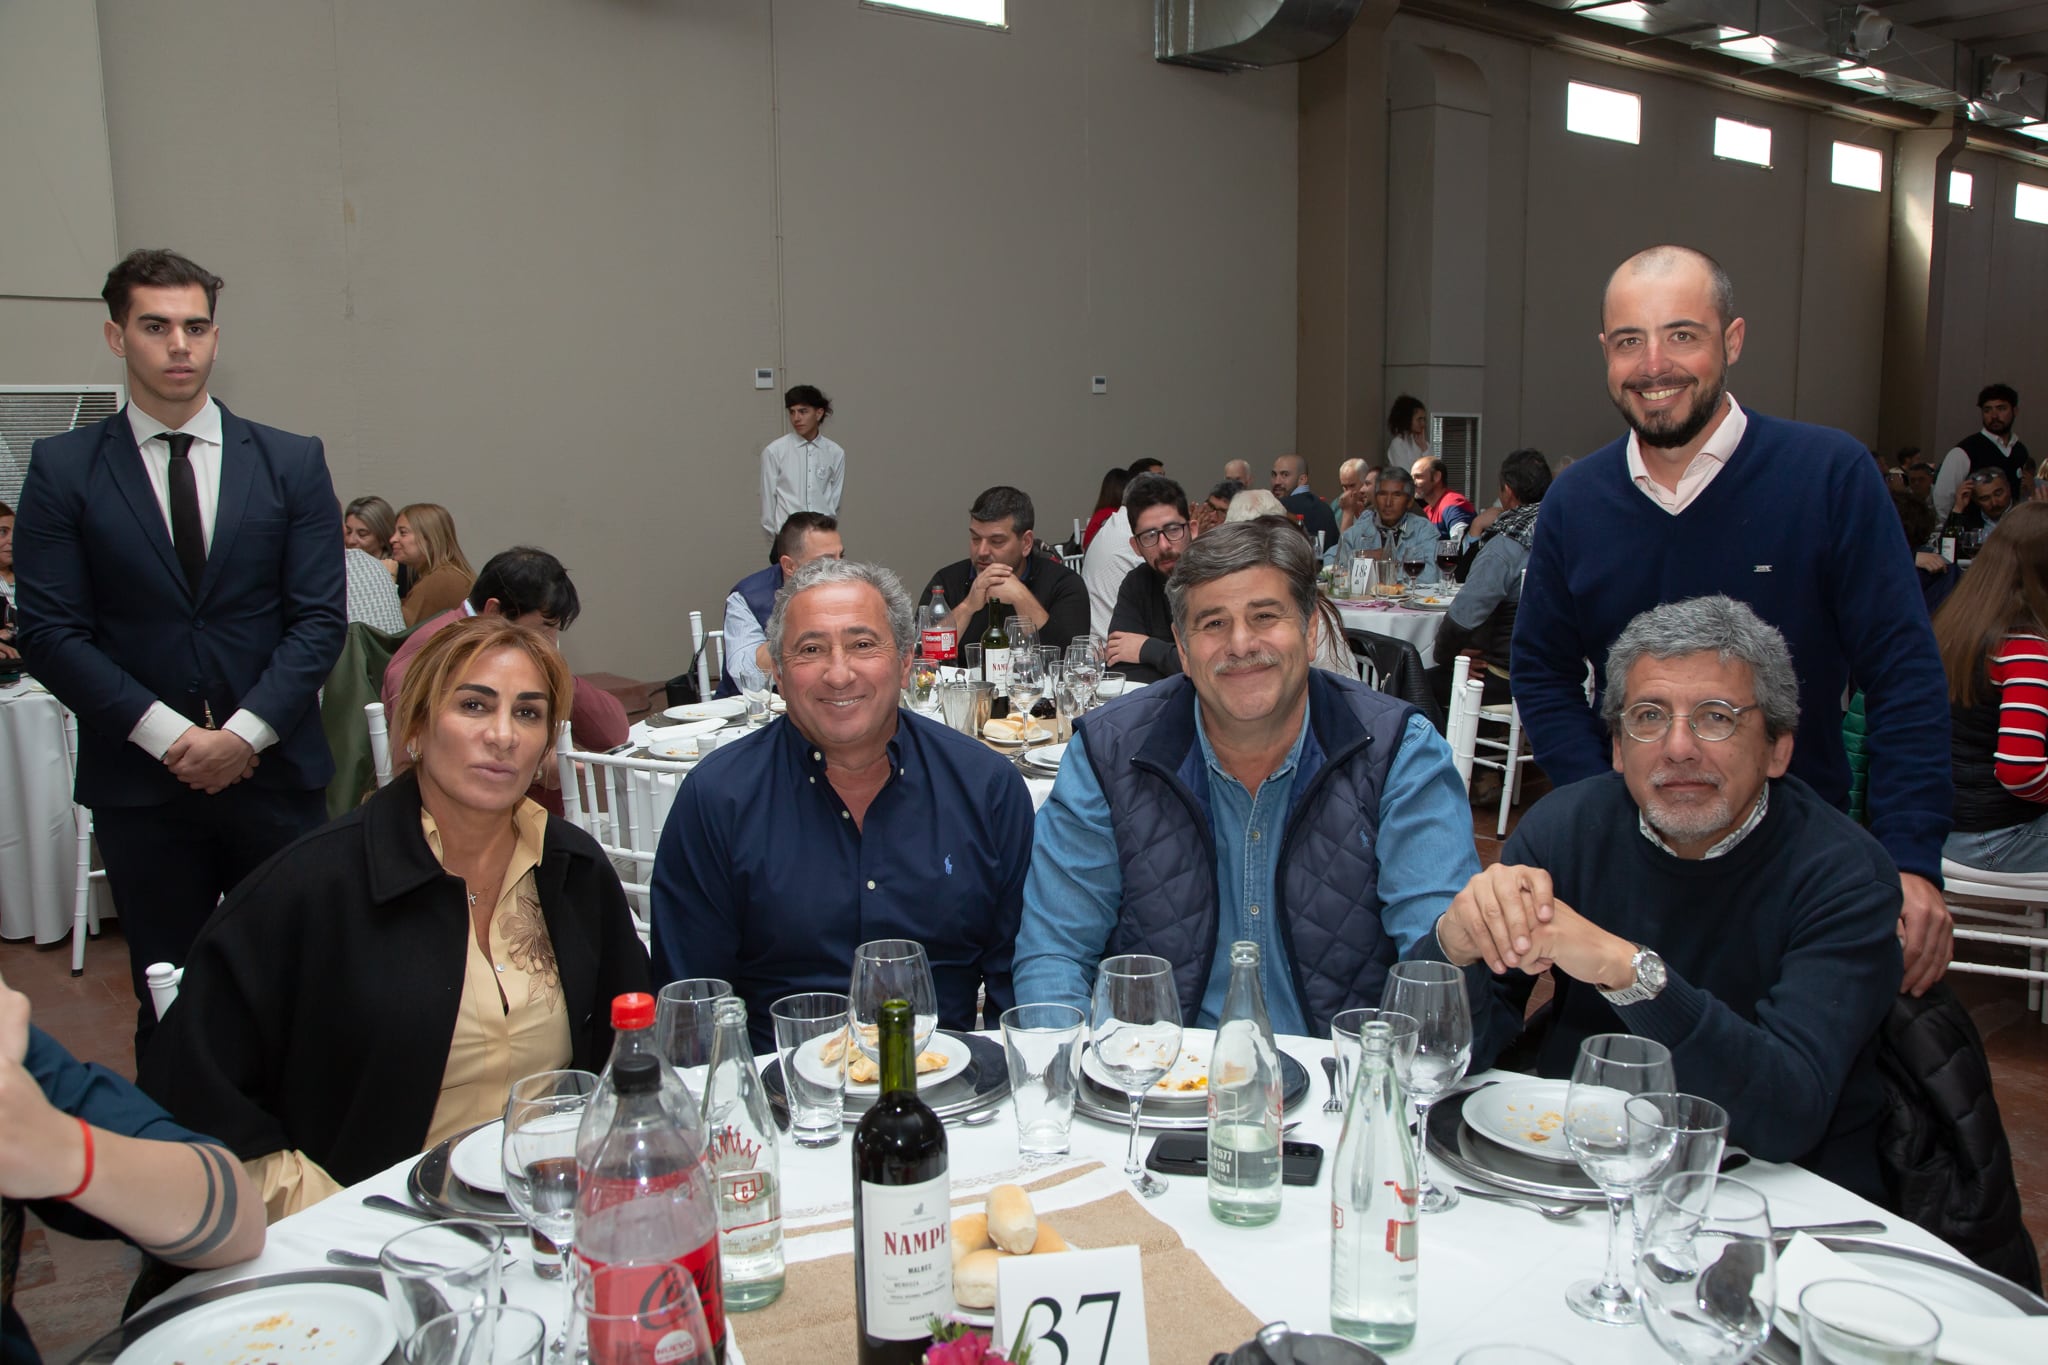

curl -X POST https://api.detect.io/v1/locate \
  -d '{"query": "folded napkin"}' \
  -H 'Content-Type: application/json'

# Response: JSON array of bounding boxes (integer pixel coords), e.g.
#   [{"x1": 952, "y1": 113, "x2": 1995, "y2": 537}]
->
[
  {"x1": 1776, "y1": 1233, "x2": 2048, "y2": 1365},
  {"x1": 743, "y1": 1172, "x2": 1262, "y2": 1362}
]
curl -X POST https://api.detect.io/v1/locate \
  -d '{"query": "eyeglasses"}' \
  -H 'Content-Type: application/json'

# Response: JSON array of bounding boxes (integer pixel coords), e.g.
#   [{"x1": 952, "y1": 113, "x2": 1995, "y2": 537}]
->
[
  {"x1": 1620, "y1": 700, "x2": 1762, "y2": 744},
  {"x1": 1133, "y1": 521, "x2": 1190, "y2": 550}
]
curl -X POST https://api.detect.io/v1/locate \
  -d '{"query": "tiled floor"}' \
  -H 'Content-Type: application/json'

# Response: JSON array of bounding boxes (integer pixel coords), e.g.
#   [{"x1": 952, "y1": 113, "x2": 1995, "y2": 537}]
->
[{"x1": 4, "y1": 798, "x2": 2044, "y2": 1359}]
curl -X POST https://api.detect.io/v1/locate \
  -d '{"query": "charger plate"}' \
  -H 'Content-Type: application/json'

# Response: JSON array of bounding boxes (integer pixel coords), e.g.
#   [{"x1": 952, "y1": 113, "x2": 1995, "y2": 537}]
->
[{"x1": 760, "y1": 1029, "x2": 1009, "y2": 1127}]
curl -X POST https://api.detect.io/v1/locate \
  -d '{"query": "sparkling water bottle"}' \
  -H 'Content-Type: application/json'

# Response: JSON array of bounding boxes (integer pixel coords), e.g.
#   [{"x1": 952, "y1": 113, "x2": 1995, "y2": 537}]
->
[
  {"x1": 1207, "y1": 941, "x2": 1282, "y2": 1226},
  {"x1": 1330, "y1": 1020, "x2": 1418, "y2": 1351},
  {"x1": 701, "y1": 997, "x2": 785, "y2": 1311}
]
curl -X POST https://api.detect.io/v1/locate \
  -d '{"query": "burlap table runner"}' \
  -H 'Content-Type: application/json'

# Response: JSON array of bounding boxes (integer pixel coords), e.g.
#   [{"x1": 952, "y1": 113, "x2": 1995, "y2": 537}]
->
[{"x1": 738, "y1": 1172, "x2": 1263, "y2": 1362}]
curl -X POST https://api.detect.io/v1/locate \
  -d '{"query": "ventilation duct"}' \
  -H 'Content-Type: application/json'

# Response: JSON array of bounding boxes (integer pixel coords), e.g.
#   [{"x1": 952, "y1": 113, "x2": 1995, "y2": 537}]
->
[
  {"x1": 1524, "y1": 0, "x2": 2047, "y2": 129},
  {"x1": 1155, "y1": 0, "x2": 1368, "y2": 72}
]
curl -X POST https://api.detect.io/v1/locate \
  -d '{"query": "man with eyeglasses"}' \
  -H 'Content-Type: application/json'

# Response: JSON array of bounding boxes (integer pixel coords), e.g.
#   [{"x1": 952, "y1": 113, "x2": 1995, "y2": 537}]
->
[
  {"x1": 1421, "y1": 596, "x2": 1901, "y2": 1204},
  {"x1": 649, "y1": 557, "x2": 1033, "y2": 1053},
  {"x1": 1105, "y1": 474, "x2": 1194, "y2": 683}
]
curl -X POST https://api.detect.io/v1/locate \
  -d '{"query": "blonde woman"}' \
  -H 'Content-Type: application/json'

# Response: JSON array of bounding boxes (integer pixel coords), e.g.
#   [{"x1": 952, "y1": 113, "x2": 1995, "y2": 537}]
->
[{"x1": 392, "y1": 502, "x2": 476, "y2": 626}]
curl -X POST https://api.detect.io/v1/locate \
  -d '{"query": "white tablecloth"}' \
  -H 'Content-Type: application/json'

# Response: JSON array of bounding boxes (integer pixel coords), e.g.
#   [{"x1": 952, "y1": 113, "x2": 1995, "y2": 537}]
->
[
  {"x1": 1339, "y1": 602, "x2": 1448, "y2": 669},
  {"x1": 0, "y1": 681, "x2": 112, "y2": 944},
  {"x1": 158, "y1": 1035, "x2": 1937, "y2": 1363}
]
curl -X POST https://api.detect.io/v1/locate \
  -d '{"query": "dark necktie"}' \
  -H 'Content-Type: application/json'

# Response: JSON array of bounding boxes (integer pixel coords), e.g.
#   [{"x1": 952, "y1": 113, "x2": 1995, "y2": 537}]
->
[{"x1": 163, "y1": 432, "x2": 207, "y2": 594}]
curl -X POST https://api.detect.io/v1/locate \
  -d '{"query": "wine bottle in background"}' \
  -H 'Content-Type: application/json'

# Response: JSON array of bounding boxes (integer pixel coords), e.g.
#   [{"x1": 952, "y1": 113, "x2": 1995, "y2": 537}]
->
[
  {"x1": 982, "y1": 606, "x2": 1012, "y2": 720},
  {"x1": 853, "y1": 998, "x2": 952, "y2": 1364},
  {"x1": 702, "y1": 997, "x2": 785, "y2": 1311},
  {"x1": 1330, "y1": 1020, "x2": 1419, "y2": 1351},
  {"x1": 1207, "y1": 941, "x2": 1283, "y2": 1227}
]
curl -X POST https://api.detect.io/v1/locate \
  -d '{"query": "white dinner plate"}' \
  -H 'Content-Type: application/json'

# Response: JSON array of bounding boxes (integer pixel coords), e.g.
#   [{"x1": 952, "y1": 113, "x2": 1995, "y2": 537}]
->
[
  {"x1": 792, "y1": 1028, "x2": 973, "y2": 1096},
  {"x1": 982, "y1": 720, "x2": 1054, "y2": 746},
  {"x1": 1082, "y1": 1027, "x2": 1211, "y2": 1100},
  {"x1": 449, "y1": 1119, "x2": 506, "y2": 1194},
  {"x1": 664, "y1": 699, "x2": 748, "y2": 722},
  {"x1": 644, "y1": 718, "x2": 727, "y2": 759},
  {"x1": 116, "y1": 1282, "x2": 396, "y2": 1365},
  {"x1": 1461, "y1": 1079, "x2": 1578, "y2": 1163},
  {"x1": 1022, "y1": 742, "x2": 1067, "y2": 772}
]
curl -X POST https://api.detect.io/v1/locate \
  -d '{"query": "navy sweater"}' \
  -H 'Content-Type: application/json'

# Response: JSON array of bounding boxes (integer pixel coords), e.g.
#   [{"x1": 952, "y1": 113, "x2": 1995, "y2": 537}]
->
[
  {"x1": 1451, "y1": 773, "x2": 1902, "y2": 1205},
  {"x1": 1510, "y1": 411, "x2": 1952, "y2": 881}
]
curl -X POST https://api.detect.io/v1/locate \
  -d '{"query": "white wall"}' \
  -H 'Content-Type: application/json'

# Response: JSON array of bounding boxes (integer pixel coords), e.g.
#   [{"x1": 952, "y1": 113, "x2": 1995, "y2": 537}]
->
[{"x1": 82, "y1": 0, "x2": 1297, "y2": 678}]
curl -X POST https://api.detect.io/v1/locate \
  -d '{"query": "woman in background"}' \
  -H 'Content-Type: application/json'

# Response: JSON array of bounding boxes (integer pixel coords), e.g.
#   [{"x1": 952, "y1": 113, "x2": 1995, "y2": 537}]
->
[
  {"x1": 1934, "y1": 501, "x2": 2048, "y2": 871},
  {"x1": 392, "y1": 502, "x2": 475, "y2": 627},
  {"x1": 1386, "y1": 395, "x2": 1429, "y2": 469},
  {"x1": 1082, "y1": 467, "x2": 1128, "y2": 548}
]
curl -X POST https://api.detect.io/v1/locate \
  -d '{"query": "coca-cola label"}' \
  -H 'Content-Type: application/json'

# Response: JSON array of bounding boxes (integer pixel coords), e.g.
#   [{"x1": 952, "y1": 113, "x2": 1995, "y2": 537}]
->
[
  {"x1": 921, "y1": 625, "x2": 956, "y2": 661},
  {"x1": 574, "y1": 1251, "x2": 724, "y2": 1362},
  {"x1": 859, "y1": 1175, "x2": 953, "y2": 1339}
]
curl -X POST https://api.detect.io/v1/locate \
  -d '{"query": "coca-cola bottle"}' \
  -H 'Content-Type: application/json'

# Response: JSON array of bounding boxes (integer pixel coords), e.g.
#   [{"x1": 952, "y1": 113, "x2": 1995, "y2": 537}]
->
[
  {"x1": 919, "y1": 586, "x2": 957, "y2": 663},
  {"x1": 576, "y1": 996, "x2": 726, "y2": 1362}
]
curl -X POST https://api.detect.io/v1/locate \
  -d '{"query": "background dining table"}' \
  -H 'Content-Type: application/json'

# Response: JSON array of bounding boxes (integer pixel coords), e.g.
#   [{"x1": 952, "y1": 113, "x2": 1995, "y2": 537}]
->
[
  {"x1": 1337, "y1": 598, "x2": 1451, "y2": 669},
  {"x1": 0, "y1": 679, "x2": 113, "y2": 945},
  {"x1": 141, "y1": 1033, "x2": 1941, "y2": 1364}
]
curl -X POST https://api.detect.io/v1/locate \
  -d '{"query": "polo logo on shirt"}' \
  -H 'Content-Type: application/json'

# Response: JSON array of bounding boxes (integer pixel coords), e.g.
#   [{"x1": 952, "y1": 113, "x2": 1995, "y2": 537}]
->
[
  {"x1": 944, "y1": 855, "x2": 954, "y2": 876},
  {"x1": 1754, "y1": 565, "x2": 1772, "y2": 573}
]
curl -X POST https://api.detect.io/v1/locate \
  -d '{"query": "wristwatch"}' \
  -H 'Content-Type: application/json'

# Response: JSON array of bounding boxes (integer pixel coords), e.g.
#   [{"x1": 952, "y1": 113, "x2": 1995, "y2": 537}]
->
[{"x1": 1599, "y1": 946, "x2": 1667, "y2": 1007}]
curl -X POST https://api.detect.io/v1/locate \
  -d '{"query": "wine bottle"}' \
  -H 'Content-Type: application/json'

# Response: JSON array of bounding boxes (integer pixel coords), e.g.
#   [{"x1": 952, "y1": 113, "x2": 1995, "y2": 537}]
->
[
  {"x1": 1207, "y1": 941, "x2": 1283, "y2": 1227},
  {"x1": 983, "y1": 606, "x2": 1012, "y2": 720},
  {"x1": 853, "y1": 998, "x2": 952, "y2": 1364}
]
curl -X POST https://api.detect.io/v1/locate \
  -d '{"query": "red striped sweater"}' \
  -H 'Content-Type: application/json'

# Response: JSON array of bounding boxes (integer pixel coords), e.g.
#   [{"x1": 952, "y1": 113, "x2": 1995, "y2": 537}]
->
[{"x1": 1990, "y1": 633, "x2": 2048, "y2": 801}]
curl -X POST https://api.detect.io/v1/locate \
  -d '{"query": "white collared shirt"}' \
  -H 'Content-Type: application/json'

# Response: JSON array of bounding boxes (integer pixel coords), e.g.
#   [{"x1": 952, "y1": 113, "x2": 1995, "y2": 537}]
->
[
  {"x1": 759, "y1": 431, "x2": 845, "y2": 538},
  {"x1": 1625, "y1": 395, "x2": 1749, "y2": 515},
  {"x1": 1638, "y1": 785, "x2": 1770, "y2": 860},
  {"x1": 121, "y1": 398, "x2": 279, "y2": 759}
]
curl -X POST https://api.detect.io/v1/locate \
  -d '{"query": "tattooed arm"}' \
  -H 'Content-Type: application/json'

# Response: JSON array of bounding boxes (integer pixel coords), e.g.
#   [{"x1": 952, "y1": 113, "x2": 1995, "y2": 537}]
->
[{"x1": 0, "y1": 972, "x2": 263, "y2": 1269}]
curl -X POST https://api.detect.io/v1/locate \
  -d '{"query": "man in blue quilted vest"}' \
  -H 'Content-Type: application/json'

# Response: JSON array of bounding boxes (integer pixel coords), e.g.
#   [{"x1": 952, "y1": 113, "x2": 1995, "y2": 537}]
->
[{"x1": 1012, "y1": 518, "x2": 1478, "y2": 1034}]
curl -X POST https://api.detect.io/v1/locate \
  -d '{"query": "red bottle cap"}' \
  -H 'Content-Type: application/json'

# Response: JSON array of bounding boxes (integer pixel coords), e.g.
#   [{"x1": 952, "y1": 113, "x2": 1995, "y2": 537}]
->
[{"x1": 610, "y1": 992, "x2": 656, "y2": 1030}]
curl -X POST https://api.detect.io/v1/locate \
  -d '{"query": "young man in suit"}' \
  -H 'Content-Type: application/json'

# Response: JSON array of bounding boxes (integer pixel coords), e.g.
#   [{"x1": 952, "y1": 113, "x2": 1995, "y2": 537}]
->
[{"x1": 16, "y1": 250, "x2": 345, "y2": 1052}]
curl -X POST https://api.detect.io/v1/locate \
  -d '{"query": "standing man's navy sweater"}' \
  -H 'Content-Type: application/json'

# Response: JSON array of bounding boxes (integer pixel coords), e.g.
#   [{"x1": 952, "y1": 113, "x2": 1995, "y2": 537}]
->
[
  {"x1": 1511, "y1": 411, "x2": 1952, "y2": 882},
  {"x1": 1455, "y1": 772, "x2": 1903, "y2": 1206}
]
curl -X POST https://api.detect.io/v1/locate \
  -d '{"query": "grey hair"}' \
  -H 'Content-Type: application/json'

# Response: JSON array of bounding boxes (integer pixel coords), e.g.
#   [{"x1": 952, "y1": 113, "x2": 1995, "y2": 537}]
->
[
  {"x1": 1600, "y1": 595, "x2": 1801, "y2": 739},
  {"x1": 1166, "y1": 519, "x2": 1317, "y2": 638},
  {"x1": 1225, "y1": 489, "x2": 1288, "y2": 522},
  {"x1": 1377, "y1": 465, "x2": 1416, "y2": 494},
  {"x1": 765, "y1": 557, "x2": 916, "y2": 661}
]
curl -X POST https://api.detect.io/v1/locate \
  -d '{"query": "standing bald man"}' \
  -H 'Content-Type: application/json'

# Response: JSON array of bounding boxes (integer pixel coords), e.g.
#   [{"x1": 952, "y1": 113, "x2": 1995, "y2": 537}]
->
[{"x1": 1510, "y1": 244, "x2": 1953, "y2": 996}]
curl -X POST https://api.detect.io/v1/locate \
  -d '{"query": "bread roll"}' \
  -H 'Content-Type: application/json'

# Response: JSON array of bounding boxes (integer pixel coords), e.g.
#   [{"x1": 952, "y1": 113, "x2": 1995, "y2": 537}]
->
[
  {"x1": 954, "y1": 1247, "x2": 1006, "y2": 1309},
  {"x1": 951, "y1": 1213, "x2": 991, "y2": 1267},
  {"x1": 1028, "y1": 1222, "x2": 1069, "y2": 1255},
  {"x1": 984, "y1": 716, "x2": 1025, "y2": 741},
  {"x1": 985, "y1": 1184, "x2": 1038, "y2": 1254}
]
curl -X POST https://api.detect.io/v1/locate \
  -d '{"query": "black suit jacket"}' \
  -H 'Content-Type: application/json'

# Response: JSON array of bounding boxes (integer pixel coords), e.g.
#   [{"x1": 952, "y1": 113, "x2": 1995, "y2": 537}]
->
[{"x1": 15, "y1": 403, "x2": 346, "y2": 806}]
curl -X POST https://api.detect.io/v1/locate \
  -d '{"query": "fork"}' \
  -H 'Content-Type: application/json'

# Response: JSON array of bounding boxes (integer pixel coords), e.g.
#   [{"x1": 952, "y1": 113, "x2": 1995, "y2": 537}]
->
[
  {"x1": 1320, "y1": 1056, "x2": 1344, "y2": 1114},
  {"x1": 1453, "y1": 1184, "x2": 1583, "y2": 1220}
]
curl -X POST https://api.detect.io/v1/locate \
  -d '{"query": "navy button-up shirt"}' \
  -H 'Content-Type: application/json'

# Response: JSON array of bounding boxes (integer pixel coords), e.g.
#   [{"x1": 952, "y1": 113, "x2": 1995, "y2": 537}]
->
[{"x1": 650, "y1": 708, "x2": 1035, "y2": 1053}]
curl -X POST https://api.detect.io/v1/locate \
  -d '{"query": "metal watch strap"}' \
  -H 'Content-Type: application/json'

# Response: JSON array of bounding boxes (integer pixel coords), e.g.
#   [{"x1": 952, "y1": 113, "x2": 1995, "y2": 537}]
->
[{"x1": 1599, "y1": 946, "x2": 1665, "y2": 1006}]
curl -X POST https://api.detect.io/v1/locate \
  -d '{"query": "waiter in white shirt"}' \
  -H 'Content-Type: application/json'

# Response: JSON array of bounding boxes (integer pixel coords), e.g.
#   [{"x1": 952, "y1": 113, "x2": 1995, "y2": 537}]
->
[
  {"x1": 759, "y1": 383, "x2": 846, "y2": 541},
  {"x1": 15, "y1": 249, "x2": 343, "y2": 1053}
]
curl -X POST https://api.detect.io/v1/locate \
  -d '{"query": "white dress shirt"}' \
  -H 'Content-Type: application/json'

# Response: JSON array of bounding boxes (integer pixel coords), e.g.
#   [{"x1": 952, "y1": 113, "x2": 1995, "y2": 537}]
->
[
  {"x1": 1934, "y1": 428, "x2": 2018, "y2": 514},
  {"x1": 759, "y1": 431, "x2": 845, "y2": 538},
  {"x1": 1081, "y1": 506, "x2": 1140, "y2": 638},
  {"x1": 1625, "y1": 394, "x2": 1749, "y2": 515},
  {"x1": 722, "y1": 587, "x2": 770, "y2": 694},
  {"x1": 122, "y1": 400, "x2": 279, "y2": 759}
]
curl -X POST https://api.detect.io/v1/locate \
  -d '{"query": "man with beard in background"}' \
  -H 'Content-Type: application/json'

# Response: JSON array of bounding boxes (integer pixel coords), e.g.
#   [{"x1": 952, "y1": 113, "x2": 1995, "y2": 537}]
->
[
  {"x1": 1510, "y1": 244, "x2": 1954, "y2": 999},
  {"x1": 1105, "y1": 474, "x2": 1194, "y2": 683}
]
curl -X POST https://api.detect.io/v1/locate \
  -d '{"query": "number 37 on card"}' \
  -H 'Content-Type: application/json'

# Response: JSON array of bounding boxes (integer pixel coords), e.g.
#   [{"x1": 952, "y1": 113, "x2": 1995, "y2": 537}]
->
[{"x1": 992, "y1": 1245, "x2": 1149, "y2": 1365}]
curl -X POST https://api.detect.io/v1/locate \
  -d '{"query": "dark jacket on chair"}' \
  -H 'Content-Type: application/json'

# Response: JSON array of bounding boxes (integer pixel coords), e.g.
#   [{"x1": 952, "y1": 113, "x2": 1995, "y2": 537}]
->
[
  {"x1": 138, "y1": 772, "x2": 651, "y2": 1189},
  {"x1": 1874, "y1": 982, "x2": 2042, "y2": 1293}
]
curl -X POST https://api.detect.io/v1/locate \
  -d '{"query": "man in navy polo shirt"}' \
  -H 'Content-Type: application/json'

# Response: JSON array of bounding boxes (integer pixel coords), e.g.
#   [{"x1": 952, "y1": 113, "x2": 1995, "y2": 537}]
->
[
  {"x1": 716, "y1": 511, "x2": 844, "y2": 697},
  {"x1": 649, "y1": 558, "x2": 1033, "y2": 1053}
]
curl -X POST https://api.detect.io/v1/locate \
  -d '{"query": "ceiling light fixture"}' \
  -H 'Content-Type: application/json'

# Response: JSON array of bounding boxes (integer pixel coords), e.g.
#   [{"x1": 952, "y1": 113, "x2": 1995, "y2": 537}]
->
[{"x1": 1983, "y1": 55, "x2": 2023, "y2": 101}]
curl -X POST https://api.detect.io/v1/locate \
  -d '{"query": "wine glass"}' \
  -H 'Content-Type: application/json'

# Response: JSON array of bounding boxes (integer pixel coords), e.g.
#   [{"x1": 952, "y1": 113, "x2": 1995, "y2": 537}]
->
[
  {"x1": 849, "y1": 939, "x2": 938, "y2": 1064},
  {"x1": 1379, "y1": 960, "x2": 1472, "y2": 1213},
  {"x1": 1008, "y1": 646, "x2": 1046, "y2": 728},
  {"x1": 1089, "y1": 954, "x2": 1183, "y2": 1198},
  {"x1": 1436, "y1": 539, "x2": 1461, "y2": 581},
  {"x1": 1064, "y1": 640, "x2": 1103, "y2": 708},
  {"x1": 1563, "y1": 1033, "x2": 1678, "y2": 1325},
  {"x1": 503, "y1": 1069, "x2": 599, "y2": 1359},
  {"x1": 1636, "y1": 1173, "x2": 1776, "y2": 1364},
  {"x1": 1399, "y1": 551, "x2": 1427, "y2": 589}
]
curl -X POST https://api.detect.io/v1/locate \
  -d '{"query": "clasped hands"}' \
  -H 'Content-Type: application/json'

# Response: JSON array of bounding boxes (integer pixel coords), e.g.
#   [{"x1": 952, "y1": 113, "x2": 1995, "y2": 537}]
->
[
  {"x1": 966, "y1": 562, "x2": 1030, "y2": 614},
  {"x1": 165, "y1": 726, "x2": 257, "y2": 794},
  {"x1": 1436, "y1": 864, "x2": 1637, "y2": 993}
]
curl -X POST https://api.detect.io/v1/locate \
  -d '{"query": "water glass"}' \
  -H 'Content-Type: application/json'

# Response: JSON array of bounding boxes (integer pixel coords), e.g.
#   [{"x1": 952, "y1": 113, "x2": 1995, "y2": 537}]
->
[
  {"x1": 405, "y1": 1305, "x2": 547, "y2": 1365},
  {"x1": 772, "y1": 991, "x2": 851, "y2": 1146},
  {"x1": 962, "y1": 642, "x2": 982, "y2": 674},
  {"x1": 657, "y1": 977, "x2": 733, "y2": 1090},
  {"x1": 1097, "y1": 670, "x2": 1128, "y2": 700},
  {"x1": 905, "y1": 654, "x2": 941, "y2": 712},
  {"x1": 1563, "y1": 1033, "x2": 1678, "y2": 1325},
  {"x1": 378, "y1": 1220, "x2": 505, "y2": 1346},
  {"x1": 938, "y1": 680, "x2": 993, "y2": 736},
  {"x1": 1796, "y1": 1280, "x2": 1941, "y2": 1364},
  {"x1": 574, "y1": 1261, "x2": 716, "y2": 1365},
  {"x1": 1330, "y1": 1007, "x2": 1419, "y2": 1118},
  {"x1": 740, "y1": 681, "x2": 774, "y2": 728},
  {"x1": 1637, "y1": 1173, "x2": 1776, "y2": 1365},
  {"x1": 1627, "y1": 1093, "x2": 1730, "y2": 1236},
  {"x1": 1001, "y1": 1003, "x2": 1084, "y2": 1163}
]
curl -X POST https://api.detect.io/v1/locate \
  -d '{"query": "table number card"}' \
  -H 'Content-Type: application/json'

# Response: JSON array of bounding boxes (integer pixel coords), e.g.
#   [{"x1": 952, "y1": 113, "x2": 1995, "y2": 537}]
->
[{"x1": 993, "y1": 1244, "x2": 1149, "y2": 1365}]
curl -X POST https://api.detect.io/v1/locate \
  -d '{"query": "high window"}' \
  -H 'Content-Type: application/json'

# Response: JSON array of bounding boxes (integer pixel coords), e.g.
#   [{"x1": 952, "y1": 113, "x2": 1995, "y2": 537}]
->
[
  {"x1": 1830, "y1": 141, "x2": 1884, "y2": 192},
  {"x1": 1566, "y1": 82, "x2": 1641, "y2": 145},
  {"x1": 1712, "y1": 118, "x2": 1772, "y2": 168}
]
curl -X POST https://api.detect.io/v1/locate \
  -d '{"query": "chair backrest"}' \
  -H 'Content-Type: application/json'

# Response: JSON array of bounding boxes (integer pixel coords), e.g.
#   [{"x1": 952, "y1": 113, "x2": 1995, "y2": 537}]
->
[
  {"x1": 555, "y1": 721, "x2": 694, "y2": 929},
  {"x1": 689, "y1": 610, "x2": 727, "y2": 702},
  {"x1": 1442, "y1": 657, "x2": 1476, "y2": 788},
  {"x1": 365, "y1": 702, "x2": 393, "y2": 787},
  {"x1": 1062, "y1": 553, "x2": 1084, "y2": 573},
  {"x1": 145, "y1": 962, "x2": 184, "y2": 1020},
  {"x1": 1345, "y1": 628, "x2": 1446, "y2": 733}
]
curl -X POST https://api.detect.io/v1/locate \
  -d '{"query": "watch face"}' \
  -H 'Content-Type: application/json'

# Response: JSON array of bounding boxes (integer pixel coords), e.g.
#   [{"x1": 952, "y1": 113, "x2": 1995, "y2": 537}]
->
[{"x1": 1635, "y1": 951, "x2": 1667, "y2": 994}]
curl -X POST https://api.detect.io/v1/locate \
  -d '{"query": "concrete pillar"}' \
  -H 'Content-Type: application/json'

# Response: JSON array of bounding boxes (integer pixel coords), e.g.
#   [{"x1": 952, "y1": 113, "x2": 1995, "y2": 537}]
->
[{"x1": 1880, "y1": 120, "x2": 1967, "y2": 457}]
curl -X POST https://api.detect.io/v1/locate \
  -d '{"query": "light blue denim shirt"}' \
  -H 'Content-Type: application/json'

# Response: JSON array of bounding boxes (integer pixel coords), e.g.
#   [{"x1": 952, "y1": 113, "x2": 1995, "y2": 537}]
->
[{"x1": 1013, "y1": 703, "x2": 1478, "y2": 1033}]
